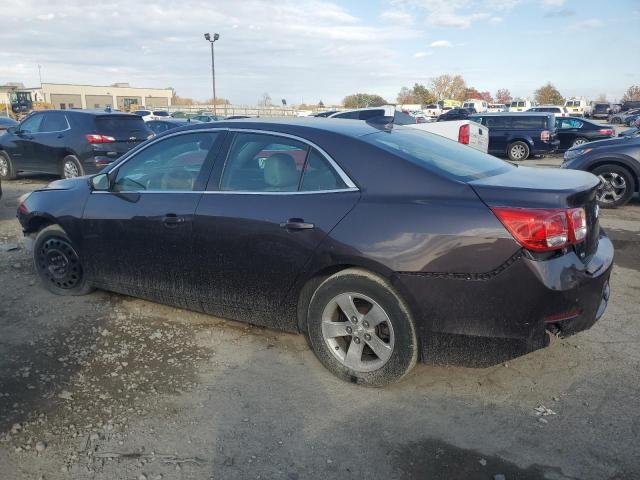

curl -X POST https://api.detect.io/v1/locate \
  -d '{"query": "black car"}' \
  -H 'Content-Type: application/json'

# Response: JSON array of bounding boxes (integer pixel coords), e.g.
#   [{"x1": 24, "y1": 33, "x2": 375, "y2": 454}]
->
[
  {"x1": 470, "y1": 112, "x2": 559, "y2": 160},
  {"x1": 0, "y1": 110, "x2": 153, "y2": 180},
  {"x1": 591, "y1": 103, "x2": 611, "y2": 119},
  {"x1": 146, "y1": 118, "x2": 201, "y2": 135},
  {"x1": 437, "y1": 108, "x2": 474, "y2": 121},
  {"x1": 555, "y1": 117, "x2": 615, "y2": 151},
  {"x1": 563, "y1": 135, "x2": 640, "y2": 208},
  {"x1": 0, "y1": 116, "x2": 18, "y2": 132},
  {"x1": 17, "y1": 118, "x2": 612, "y2": 385},
  {"x1": 192, "y1": 114, "x2": 223, "y2": 122}
]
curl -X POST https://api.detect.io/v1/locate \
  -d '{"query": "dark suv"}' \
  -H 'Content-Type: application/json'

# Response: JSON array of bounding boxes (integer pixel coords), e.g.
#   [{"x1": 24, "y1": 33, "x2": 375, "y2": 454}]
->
[
  {"x1": 0, "y1": 110, "x2": 153, "y2": 180},
  {"x1": 469, "y1": 112, "x2": 559, "y2": 161}
]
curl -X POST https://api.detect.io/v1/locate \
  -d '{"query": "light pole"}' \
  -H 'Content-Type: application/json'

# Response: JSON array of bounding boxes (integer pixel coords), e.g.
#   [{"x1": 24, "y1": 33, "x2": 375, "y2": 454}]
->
[{"x1": 204, "y1": 33, "x2": 220, "y2": 116}]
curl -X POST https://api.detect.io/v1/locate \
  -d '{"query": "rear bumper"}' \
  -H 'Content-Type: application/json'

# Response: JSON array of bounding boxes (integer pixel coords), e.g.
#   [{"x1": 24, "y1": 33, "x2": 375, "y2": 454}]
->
[{"x1": 398, "y1": 232, "x2": 613, "y2": 353}]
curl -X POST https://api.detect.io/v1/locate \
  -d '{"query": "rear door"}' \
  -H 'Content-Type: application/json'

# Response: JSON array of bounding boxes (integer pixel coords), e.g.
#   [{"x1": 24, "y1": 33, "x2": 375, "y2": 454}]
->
[
  {"x1": 81, "y1": 130, "x2": 225, "y2": 309},
  {"x1": 557, "y1": 117, "x2": 583, "y2": 150},
  {"x1": 485, "y1": 116, "x2": 510, "y2": 153},
  {"x1": 192, "y1": 131, "x2": 360, "y2": 327}
]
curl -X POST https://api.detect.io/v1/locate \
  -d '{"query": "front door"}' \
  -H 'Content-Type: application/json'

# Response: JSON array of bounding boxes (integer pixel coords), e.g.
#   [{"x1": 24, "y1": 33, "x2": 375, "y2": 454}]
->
[
  {"x1": 192, "y1": 131, "x2": 360, "y2": 328},
  {"x1": 80, "y1": 130, "x2": 225, "y2": 309},
  {"x1": 10, "y1": 113, "x2": 45, "y2": 171}
]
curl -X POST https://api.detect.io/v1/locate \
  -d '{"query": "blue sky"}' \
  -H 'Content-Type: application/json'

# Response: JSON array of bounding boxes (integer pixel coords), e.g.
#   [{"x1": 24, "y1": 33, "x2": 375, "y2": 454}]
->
[{"x1": 1, "y1": 0, "x2": 638, "y2": 105}]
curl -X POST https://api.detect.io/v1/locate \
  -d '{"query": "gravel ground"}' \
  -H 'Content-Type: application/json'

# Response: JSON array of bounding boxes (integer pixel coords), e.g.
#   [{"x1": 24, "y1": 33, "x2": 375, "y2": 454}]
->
[{"x1": 0, "y1": 152, "x2": 639, "y2": 479}]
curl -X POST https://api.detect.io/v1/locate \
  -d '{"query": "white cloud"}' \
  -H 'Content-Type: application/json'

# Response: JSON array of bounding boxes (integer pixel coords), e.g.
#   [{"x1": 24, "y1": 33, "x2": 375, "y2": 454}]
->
[
  {"x1": 390, "y1": 0, "x2": 514, "y2": 28},
  {"x1": 489, "y1": 16, "x2": 503, "y2": 25},
  {"x1": 542, "y1": 0, "x2": 565, "y2": 5},
  {"x1": 414, "y1": 51, "x2": 433, "y2": 58},
  {"x1": 380, "y1": 10, "x2": 414, "y2": 25},
  {"x1": 429, "y1": 40, "x2": 452, "y2": 47},
  {"x1": 570, "y1": 18, "x2": 604, "y2": 30}
]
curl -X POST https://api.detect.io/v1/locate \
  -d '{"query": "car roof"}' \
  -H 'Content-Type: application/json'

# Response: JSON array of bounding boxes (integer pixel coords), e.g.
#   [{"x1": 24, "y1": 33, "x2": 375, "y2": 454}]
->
[
  {"x1": 154, "y1": 117, "x2": 387, "y2": 138},
  {"x1": 472, "y1": 112, "x2": 552, "y2": 116},
  {"x1": 38, "y1": 109, "x2": 140, "y2": 117}
]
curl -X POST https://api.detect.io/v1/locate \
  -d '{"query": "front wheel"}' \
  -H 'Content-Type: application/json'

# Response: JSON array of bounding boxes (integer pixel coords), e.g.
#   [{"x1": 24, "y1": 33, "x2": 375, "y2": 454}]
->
[
  {"x1": 507, "y1": 141, "x2": 530, "y2": 161},
  {"x1": 33, "y1": 225, "x2": 94, "y2": 295},
  {"x1": 592, "y1": 164, "x2": 635, "y2": 208},
  {"x1": 305, "y1": 268, "x2": 418, "y2": 386}
]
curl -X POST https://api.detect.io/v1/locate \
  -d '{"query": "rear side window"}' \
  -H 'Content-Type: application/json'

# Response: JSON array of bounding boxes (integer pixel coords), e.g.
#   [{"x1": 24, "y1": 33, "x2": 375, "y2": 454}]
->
[
  {"x1": 300, "y1": 149, "x2": 347, "y2": 191},
  {"x1": 358, "y1": 110, "x2": 385, "y2": 120},
  {"x1": 367, "y1": 128, "x2": 512, "y2": 181},
  {"x1": 511, "y1": 116, "x2": 547, "y2": 129},
  {"x1": 40, "y1": 112, "x2": 69, "y2": 132},
  {"x1": 94, "y1": 115, "x2": 151, "y2": 139},
  {"x1": 485, "y1": 116, "x2": 510, "y2": 128}
]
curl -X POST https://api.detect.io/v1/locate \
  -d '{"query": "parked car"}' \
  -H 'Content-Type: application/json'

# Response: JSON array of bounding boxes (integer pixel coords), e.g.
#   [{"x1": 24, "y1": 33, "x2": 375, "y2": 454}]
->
[
  {"x1": 509, "y1": 99, "x2": 532, "y2": 112},
  {"x1": 462, "y1": 99, "x2": 488, "y2": 113},
  {"x1": 0, "y1": 116, "x2": 18, "y2": 133},
  {"x1": 17, "y1": 118, "x2": 613, "y2": 385},
  {"x1": 555, "y1": 117, "x2": 615, "y2": 151},
  {"x1": 133, "y1": 110, "x2": 170, "y2": 121},
  {"x1": 192, "y1": 113, "x2": 223, "y2": 122},
  {"x1": 608, "y1": 108, "x2": 640, "y2": 125},
  {"x1": 146, "y1": 118, "x2": 201, "y2": 135},
  {"x1": 527, "y1": 105, "x2": 568, "y2": 117},
  {"x1": 423, "y1": 103, "x2": 442, "y2": 118},
  {"x1": 436, "y1": 108, "x2": 474, "y2": 121},
  {"x1": 621, "y1": 101, "x2": 640, "y2": 112},
  {"x1": 225, "y1": 115, "x2": 253, "y2": 120},
  {"x1": 469, "y1": 112, "x2": 559, "y2": 160},
  {"x1": 625, "y1": 113, "x2": 640, "y2": 126},
  {"x1": 564, "y1": 97, "x2": 589, "y2": 117},
  {"x1": 0, "y1": 110, "x2": 153, "y2": 180},
  {"x1": 562, "y1": 135, "x2": 640, "y2": 208},
  {"x1": 590, "y1": 103, "x2": 611, "y2": 119},
  {"x1": 330, "y1": 107, "x2": 488, "y2": 151},
  {"x1": 618, "y1": 126, "x2": 639, "y2": 138},
  {"x1": 487, "y1": 104, "x2": 508, "y2": 113},
  {"x1": 311, "y1": 110, "x2": 338, "y2": 117}
]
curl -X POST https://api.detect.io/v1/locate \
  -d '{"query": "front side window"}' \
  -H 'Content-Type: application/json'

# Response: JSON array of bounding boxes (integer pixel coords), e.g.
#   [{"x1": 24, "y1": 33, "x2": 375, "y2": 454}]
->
[
  {"x1": 113, "y1": 132, "x2": 219, "y2": 192},
  {"x1": 19, "y1": 114, "x2": 44, "y2": 133}
]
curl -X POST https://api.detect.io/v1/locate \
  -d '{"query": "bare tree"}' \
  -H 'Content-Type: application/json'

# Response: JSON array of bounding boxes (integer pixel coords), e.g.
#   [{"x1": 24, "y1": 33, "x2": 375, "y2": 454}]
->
[
  {"x1": 495, "y1": 88, "x2": 512, "y2": 105},
  {"x1": 429, "y1": 74, "x2": 467, "y2": 102},
  {"x1": 259, "y1": 92, "x2": 272, "y2": 107},
  {"x1": 622, "y1": 85, "x2": 640, "y2": 102},
  {"x1": 397, "y1": 86, "x2": 418, "y2": 105}
]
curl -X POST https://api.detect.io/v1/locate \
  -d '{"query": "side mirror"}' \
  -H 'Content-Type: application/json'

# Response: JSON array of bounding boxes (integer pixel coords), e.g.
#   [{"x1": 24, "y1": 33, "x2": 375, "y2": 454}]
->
[
  {"x1": 90, "y1": 173, "x2": 110, "y2": 191},
  {"x1": 6, "y1": 126, "x2": 17, "y2": 134}
]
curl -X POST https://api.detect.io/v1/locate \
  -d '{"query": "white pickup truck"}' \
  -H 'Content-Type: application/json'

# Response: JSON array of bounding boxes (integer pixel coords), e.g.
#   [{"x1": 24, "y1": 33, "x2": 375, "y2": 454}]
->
[{"x1": 328, "y1": 106, "x2": 489, "y2": 153}]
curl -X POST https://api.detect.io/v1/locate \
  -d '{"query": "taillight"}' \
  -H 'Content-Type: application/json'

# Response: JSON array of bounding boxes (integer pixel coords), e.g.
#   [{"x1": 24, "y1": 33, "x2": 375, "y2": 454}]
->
[
  {"x1": 491, "y1": 207, "x2": 587, "y2": 252},
  {"x1": 18, "y1": 201, "x2": 28, "y2": 215},
  {"x1": 458, "y1": 124, "x2": 470, "y2": 144},
  {"x1": 598, "y1": 128, "x2": 614, "y2": 136},
  {"x1": 85, "y1": 134, "x2": 116, "y2": 144},
  {"x1": 540, "y1": 130, "x2": 550, "y2": 142},
  {"x1": 416, "y1": 117, "x2": 426, "y2": 124}
]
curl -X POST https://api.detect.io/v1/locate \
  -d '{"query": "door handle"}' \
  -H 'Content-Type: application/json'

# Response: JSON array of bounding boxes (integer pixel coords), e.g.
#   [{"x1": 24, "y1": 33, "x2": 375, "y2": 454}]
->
[
  {"x1": 162, "y1": 214, "x2": 186, "y2": 228},
  {"x1": 280, "y1": 218, "x2": 315, "y2": 231}
]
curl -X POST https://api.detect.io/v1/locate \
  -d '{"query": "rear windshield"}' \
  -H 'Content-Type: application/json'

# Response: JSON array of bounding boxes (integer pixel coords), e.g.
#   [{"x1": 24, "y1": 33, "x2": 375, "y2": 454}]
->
[
  {"x1": 365, "y1": 127, "x2": 512, "y2": 182},
  {"x1": 95, "y1": 115, "x2": 150, "y2": 138}
]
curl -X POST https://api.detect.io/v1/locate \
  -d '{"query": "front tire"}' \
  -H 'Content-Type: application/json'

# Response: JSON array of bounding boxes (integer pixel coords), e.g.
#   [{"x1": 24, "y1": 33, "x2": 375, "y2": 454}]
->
[
  {"x1": 507, "y1": 141, "x2": 530, "y2": 161},
  {"x1": 0, "y1": 151, "x2": 17, "y2": 180},
  {"x1": 305, "y1": 268, "x2": 418, "y2": 386},
  {"x1": 61, "y1": 155, "x2": 84, "y2": 179},
  {"x1": 33, "y1": 225, "x2": 93, "y2": 296},
  {"x1": 592, "y1": 164, "x2": 635, "y2": 208}
]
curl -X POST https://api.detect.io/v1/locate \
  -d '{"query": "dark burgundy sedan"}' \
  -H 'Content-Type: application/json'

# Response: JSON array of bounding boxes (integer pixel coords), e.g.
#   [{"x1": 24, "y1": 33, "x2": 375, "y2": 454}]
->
[{"x1": 17, "y1": 119, "x2": 613, "y2": 385}]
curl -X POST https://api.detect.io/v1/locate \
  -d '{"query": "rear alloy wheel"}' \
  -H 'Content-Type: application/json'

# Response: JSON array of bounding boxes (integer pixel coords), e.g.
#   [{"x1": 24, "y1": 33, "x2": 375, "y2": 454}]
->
[
  {"x1": 61, "y1": 155, "x2": 84, "y2": 179},
  {"x1": 0, "y1": 151, "x2": 17, "y2": 180},
  {"x1": 33, "y1": 225, "x2": 93, "y2": 296},
  {"x1": 592, "y1": 165, "x2": 635, "y2": 208},
  {"x1": 508, "y1": 141, "x2": 530, "y2": 161},
  {"x1": 306, "y1": 268, "x2": 417, "y2": 386},
  {"x1": 571, "y1": 137, "x2": 588, "y2": 148}
]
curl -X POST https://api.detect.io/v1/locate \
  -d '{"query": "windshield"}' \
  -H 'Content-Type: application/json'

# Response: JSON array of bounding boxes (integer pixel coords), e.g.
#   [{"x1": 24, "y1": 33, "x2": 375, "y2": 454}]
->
[{"x1": 364, "y1": 127, "x2": 512, "y2": 182}]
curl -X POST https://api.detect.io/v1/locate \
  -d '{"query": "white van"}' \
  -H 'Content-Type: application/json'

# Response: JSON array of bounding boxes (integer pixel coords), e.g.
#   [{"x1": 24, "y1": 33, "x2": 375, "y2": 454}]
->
[
  {"x1": 423, "y1": 103, "x2": 442, "y2": 118},
  {"x1": 509, "y1": 99, "x2": 532, "y2": 112},
  {"x1": 487, "y1": 104, "x2": 507, "y2": 113},
  {"x1": 564, "y1": 97, "x2": 588, "y2": 117},
  {"x1": 462, "y1": 99, "x2": 488, "y2": 113}
]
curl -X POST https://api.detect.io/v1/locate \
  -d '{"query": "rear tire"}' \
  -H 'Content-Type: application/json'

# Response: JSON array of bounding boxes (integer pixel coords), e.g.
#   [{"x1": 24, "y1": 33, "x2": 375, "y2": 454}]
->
[
  {"x1": 61, "y1": 155, "x2": 84, "y2": 179},
  {"x1": 507, "y1": 141, "x2": 530, "y2": 161},
  {"x1": 0, "y1": 151, "x2": 17, "y2": 180},
  {"x1": 33, "y1": 225, "x2": 93, "y2": 296},
  {"x1": 305, "y1": 268, "x2": 418, "y2": 386},
  {"x1": 592, "y1": 164, "x2": 635, "y2": 208},
  {"x1": 571, "y1": 137, "x2": 588, "y2": 148}
]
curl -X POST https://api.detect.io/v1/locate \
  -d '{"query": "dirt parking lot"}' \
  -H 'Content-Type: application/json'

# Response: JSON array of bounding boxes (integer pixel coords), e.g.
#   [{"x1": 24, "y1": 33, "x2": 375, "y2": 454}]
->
[{"x1": 1, "y1": 154, "x2": 639, "y2": 479}]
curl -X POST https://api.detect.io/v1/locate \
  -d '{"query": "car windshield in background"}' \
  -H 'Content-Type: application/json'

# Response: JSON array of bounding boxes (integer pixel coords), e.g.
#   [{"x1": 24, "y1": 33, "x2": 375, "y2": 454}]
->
[
  {"x1": 365, "y1": 127, "x2": 512, "y2": 181},
  {"x1": 95, "y1": 116, "x2": 150, "y2": 138}
]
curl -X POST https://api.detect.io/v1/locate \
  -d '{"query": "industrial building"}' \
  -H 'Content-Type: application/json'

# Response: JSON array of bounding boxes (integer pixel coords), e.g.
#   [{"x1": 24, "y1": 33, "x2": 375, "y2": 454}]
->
[{"x1": 39, "y1": 82, "x2": 173, "y2": 110}]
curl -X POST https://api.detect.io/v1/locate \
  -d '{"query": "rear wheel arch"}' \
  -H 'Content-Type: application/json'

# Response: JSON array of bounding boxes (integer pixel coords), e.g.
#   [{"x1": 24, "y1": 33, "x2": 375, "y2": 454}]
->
[{"x1": 25, "y1": 215, "x2": 56, "y2": 235}]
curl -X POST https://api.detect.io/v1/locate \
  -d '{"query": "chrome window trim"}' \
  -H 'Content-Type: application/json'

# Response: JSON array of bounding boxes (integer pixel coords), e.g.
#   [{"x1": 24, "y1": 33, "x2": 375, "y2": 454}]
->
[
  {"x1": 103, "y1": 126, "x2": 358, "y2": 193},
  {"x1": 92, "y1": 187, "x2": 359, "y2": 195},
  {"x1": 37, "y1": 113, "x2": 71, "y2": 134}
]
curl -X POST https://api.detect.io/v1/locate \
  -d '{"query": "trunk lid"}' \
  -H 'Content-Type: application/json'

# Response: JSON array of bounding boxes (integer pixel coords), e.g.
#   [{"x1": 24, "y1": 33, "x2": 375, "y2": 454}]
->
[
  {"x1": 92, "y1": 115, "x2": 152, "y2": 153},
  {"x1": 469, "y1": 166, "x2": 600, "y2": 261}
]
